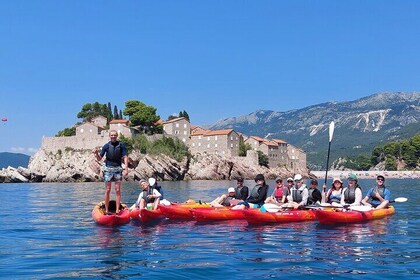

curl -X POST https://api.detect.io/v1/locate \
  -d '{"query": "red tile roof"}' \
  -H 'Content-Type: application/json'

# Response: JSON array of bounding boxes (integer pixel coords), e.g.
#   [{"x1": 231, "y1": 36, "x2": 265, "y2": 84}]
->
[
  {"x1": 204, "y1": 129, "x2": 235, "y2": 136},
  {"x1": 109, "y1": 119, "x2": 129, "y2": 124},
  {"x1": 162, "y1": 117, "x2": 187, "y2": 124},
  {"x1": 272, "y1": 138, "x2": 287, "y2": 144}
]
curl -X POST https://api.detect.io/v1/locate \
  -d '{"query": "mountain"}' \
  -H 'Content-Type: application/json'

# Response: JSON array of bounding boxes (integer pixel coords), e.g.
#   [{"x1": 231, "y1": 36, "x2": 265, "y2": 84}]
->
[
  {"x1": 0, "y1": 152, "x2": 30, "y2": 169},
  {"x1": 209, "y1": 92, "x2": 420, "y2": 170}
]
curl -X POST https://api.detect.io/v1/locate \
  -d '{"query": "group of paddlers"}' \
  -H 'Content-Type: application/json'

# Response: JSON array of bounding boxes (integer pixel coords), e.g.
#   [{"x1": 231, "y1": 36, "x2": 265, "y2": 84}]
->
[{"x1": 210, "y1": 173, "x2": 391, "y2": 210}]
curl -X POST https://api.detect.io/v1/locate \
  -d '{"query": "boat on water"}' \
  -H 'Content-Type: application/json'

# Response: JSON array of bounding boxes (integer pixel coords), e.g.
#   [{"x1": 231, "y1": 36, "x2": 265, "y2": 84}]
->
[
  {"x1": 92, "y1": 200, "x2": 130, "y2": 226},
  {"x1": 159, "y1": 202, "x2": 211, "y2": 219},
  {"x1": 130, "y1": 208, "x2": 165, "y2": 223},
  {"x1": 244, "y1": 209, "x2": 317, "y2": 225},
  {"x1": 191, "y1": 207, "x2": 249, "y2": 222},
  {"x1": 315, "y1": 206, "x2": 395, "y2": 224}
]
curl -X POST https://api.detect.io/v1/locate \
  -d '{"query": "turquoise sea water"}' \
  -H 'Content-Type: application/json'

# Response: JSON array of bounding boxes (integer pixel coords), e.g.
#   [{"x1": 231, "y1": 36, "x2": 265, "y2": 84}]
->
[{"x1": 0, "y1": 178, "x2": 419, "y2": 279}]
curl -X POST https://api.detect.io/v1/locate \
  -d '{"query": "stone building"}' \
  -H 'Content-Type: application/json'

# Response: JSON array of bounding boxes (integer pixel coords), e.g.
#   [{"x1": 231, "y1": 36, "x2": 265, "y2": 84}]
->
[
  {"x1": 287, "y1": 144, "x2": 307, "y2": 172},
  {"x1": 190, "y1": 129, "x2": 241, "y2": 157},
  {"x1": 162, "y1": 117, "x2": 190, "y2": 143},
  {"x1": 109, "y1": 119, "x2": 133, "y2": 138}
]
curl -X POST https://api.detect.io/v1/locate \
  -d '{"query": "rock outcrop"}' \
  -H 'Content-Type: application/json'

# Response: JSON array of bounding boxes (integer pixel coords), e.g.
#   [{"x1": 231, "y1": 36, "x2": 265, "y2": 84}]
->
[{"x1": 1, "y1": 148, "x2": 309, "y2": 183}]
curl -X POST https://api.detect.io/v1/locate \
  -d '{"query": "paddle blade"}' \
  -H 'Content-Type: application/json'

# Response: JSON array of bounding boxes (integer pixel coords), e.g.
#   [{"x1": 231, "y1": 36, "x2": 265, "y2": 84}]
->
[
  {"x1": 394, "y1": 197, "x2": 408, "y2": 203},
  {"x1": 329, "y1": 121, "x2": 335, "y2": 142}
]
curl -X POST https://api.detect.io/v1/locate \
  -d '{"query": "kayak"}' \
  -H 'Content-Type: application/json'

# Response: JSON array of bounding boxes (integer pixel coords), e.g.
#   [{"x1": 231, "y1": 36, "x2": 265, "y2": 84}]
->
[
  {"x1": 244, "y1": 209, "x2": 317, "y2": 225},
  {"x1": 191, "y1": 207, "x2": 247, "y2": 222},
  {"x1": 315, "y1": 206, "x2": 395, "y2": 224},
  {"x1": 130, "y1": 208, "x2": 165, "y2": 223},
  {"x1": 92, "y1": 201, "x2": 130, "y2": 226},
  {"x1": 159, "y1": 202, "x2": 211, "y2": 219}
]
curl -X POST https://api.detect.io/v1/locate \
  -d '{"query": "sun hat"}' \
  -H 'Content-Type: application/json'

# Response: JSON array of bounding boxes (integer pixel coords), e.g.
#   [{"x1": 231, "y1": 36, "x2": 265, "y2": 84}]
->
[
  {"x1": 333, "y1": 177, "x2": 343, "y2": 183},
  {"x1": 377, "y1": 175, "x2": 385, "y2": 181},
  {"x1": 275, "y1": 177, "x2": 283, "y2": 183},
  {"x1": 348, "y1": 174, "x2": 357, "y2": 181},
  {"x1": 228, "y1": 187, "x2": 235, "y2": 193},
  {"x1": 294, "y1": 174, "x2": 303, "y2": 181},
  {"x1": 287, "y1": 177, "x2": 294, "y2": 182},
  {"x1": 254, "y1": 174, "x2": 265, "y2": 182}
]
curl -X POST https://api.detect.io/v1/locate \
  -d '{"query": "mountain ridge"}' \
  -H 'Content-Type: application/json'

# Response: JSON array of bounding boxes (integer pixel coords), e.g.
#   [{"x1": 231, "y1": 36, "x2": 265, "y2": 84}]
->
[
  {"x1": 209, "y1": 92, "x2": 420, "y2": 169},
  {"x1": 0, "y1": 152, "x2": 30, "y2": 169}
]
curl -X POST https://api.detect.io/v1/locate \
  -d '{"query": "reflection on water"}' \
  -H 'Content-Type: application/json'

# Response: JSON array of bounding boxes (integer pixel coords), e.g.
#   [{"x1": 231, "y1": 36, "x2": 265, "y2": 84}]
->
[{"x1": 0, "y1": 179, "x2": 419, "y2": 279}]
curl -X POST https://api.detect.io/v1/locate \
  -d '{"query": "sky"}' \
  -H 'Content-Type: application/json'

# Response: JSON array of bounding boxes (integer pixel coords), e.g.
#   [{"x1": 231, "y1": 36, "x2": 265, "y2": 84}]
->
[{"x1": 1, "y1": 1, "x2": 420, "y2": 155}]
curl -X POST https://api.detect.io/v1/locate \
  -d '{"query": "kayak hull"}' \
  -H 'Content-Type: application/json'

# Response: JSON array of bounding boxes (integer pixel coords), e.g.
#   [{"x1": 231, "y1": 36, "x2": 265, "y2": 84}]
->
[
  {"x1": 244, "y1": 209, "x2": 317, "y2": 224},
  {"x1": 92, "y1": 201, "x2": 130, "y2": 226},
  {"x1": 191, "y1": 207, "x2": 247, "y2": 221},
  {"x1": 315, "y1": 206, "x2": 395, "y2": 224},
  {"x1": 130, "y1": 208, "x2": 165, "y2": 223},
  {"x1": 159, "y1": 203, "x2": 211, "y2": 219}
]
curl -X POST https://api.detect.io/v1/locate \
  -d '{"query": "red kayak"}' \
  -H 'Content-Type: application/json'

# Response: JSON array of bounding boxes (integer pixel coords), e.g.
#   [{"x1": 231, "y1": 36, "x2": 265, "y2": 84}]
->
[
  {"x1": 191, "y1": 207, "x2": 248, "y2": 222},
  {"x1": 315, "y1": 206, "x2": 395, "y2": 224},
  {"x1": 244, "y1": 209, "x2": 317, "y2": 225},
  {"x1": 159, "y1": 203, "x2": 211, "y2": 219},
  {"x1": 92, "y1": 201, "x2": 130, "y2": 226},
  {"x1": 130, "y1": 208, "x2": 165, "y2": 223}
]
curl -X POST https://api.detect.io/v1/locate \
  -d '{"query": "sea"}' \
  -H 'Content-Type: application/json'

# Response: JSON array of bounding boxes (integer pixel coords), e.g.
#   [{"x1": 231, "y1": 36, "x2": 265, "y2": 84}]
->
[{"x1": 1, "y1": 178, "x2": 419, "y2": 279}]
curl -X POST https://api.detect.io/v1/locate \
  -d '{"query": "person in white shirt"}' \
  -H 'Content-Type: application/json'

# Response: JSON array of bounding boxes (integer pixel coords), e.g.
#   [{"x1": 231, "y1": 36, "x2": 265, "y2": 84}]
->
[
  {"x1": 130, "y1": 179, "x2": 161, "y2": 210},
  {"x1": 286, "y1": 174, "x2": 308, "y2": 209}
]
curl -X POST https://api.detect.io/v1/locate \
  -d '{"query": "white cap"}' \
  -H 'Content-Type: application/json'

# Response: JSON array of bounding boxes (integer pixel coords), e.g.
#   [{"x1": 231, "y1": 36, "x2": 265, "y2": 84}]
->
[
  {"x1": 294, "y1": 174, "x2": 303, "y2": 181},
  {"x1": 333, "y1": 177, "x2": 343, "y2": 183},
  {"x1": 228, "y1": 187, "x2": 235, "y2": 193},
  {"x1": 148, "y1": 177, "x2": 156, "y2": 186}
]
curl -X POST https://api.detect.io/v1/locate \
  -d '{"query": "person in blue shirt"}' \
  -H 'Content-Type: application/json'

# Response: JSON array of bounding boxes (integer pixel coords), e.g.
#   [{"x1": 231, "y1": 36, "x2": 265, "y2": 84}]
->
[
  {"x1": 94, "y1": 130, "x2": 128, "y2": 214},
  {"x1": 361, "y1": 175, "x2": 391, "y2": 209}
]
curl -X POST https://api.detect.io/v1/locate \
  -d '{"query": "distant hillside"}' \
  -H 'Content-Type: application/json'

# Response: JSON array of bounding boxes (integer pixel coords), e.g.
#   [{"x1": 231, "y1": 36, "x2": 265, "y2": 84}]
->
[
  {"x1": 0, "y1": 152, "x2": 30, "y2": 169},
  {"x1": 209, "y1": 92, "x2": 420, "y2": 169}
]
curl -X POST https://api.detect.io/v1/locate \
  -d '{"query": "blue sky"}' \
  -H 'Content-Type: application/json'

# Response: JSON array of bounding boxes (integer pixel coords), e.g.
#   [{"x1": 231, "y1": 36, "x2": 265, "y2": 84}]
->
[{"x1": 1, "y1": 1, "x2": 420, "y2": 155}]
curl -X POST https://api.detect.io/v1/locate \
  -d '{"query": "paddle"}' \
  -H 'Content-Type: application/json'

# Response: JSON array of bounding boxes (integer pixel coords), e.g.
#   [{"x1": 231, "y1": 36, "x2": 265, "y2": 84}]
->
[
  {"x1": 261, "y1": 203, "x2": 291, "y2": 213},
  {"x1": 323, "y1": 121, "x2": 335, "y2": 191}
]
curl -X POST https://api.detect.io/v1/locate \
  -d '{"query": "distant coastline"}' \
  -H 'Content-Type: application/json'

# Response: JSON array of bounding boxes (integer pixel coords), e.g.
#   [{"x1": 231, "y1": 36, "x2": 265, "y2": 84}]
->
[{"x1": 311, "y1": 170, "x2": 420, "y2": 179}]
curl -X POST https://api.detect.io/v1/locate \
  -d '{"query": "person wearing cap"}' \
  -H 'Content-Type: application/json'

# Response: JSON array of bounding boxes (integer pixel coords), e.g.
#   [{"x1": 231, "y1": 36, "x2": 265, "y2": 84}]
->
[
  {"x1": 322, "y1": 177, "x2": 344, "y2": 204},
  {"x1": 361, "y1": 175, "x2": 391, "y2": 209},
  {"x1": 130, "y1": 179, "x2": 162, "y2": 211},
  {"x1": 341, "y1": 174, "x2": 362, "y2": 206},
  {"x1": 234, "y1": 177, "x2": 249, "y2": 201},
  {"x1": 307, "y1": 179, "x2": 322, "y2": 205},
  {"x1": 232, "y1": 174, "x2": 269, "y2": 209},
  {"x1": 285, "y1": 174, "x2": 309, "y2": 209},
  {"x1": 210, "y1": 187, "x2": 237, "y2": 207},
  {"x1": 265, "y1": 177, "x2": 286, "y2": 204},
  {"x1": 282, "y1": 177, "x2": 294, "y2": 203}
]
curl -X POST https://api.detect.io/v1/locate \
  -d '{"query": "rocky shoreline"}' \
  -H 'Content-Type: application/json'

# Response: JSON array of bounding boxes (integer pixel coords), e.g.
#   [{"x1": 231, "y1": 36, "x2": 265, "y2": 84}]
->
[
  {"x1": 0, "y1": 148, "x2": 308, "y2": 183},
  {"x1": 311, "y1": 170, "x2": 420, "y2": 180}
]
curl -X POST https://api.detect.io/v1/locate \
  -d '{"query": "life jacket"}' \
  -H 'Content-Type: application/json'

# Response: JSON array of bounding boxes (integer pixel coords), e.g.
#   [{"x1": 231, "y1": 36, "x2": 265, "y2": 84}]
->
[
  {"x1": 292, "y1": 188, "x2": 303, "y2": 203},
  {"x1": 370, "y1": 186, "x2": 386, "y2": 203},
  {"x1": 151, "y1": 184, "x2": 163, "y2": 199},
  {"x1": 327, "y1": 188, "x2": 343, "y2": 203},
  {"x1": 235, "y1": 186, "x2": 247, "y2": 200},
  {"x1": 222, "y1": 196, "x2": 234, "y2": 206},
  {"x1": 343, "y1": 186, "x2": 361, "y2": 204},
  {"x1": 274, "y1": 186, "x2": 283, "y2": 199},
  {"x1": 250, "y1": 185, "x2": 262, "y2": 199},
  {"x1": 307, "y1": 188, "x2": 317, "y2": 205},
  {"x1": 106, "y1": 141, "x2": 122, "y2": 167},
  {"x1": 141, "y1": 188, "x2": 154, "y2": 204}
]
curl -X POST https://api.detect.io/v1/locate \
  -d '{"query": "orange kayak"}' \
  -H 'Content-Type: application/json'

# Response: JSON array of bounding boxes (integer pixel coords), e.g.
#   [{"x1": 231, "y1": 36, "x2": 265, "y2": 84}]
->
[
  {"x1": 315, "y1": 206, "x2": 395, "y2": 224},
  {"x1": 92, "y1": 201, "x2": 130, "y2": 226},
  {"x1": 159, "y1": 203, "x2": 211, "y2": 219},
  {"x1": 191, "y1": 207, "x2": 248, "y2": 222},
  {"x1": 130, "y1": 208, "x2": 165, "y2": 223},
  {"x1": 244, "y1": 209, "x2": 317, "y2": 224}
]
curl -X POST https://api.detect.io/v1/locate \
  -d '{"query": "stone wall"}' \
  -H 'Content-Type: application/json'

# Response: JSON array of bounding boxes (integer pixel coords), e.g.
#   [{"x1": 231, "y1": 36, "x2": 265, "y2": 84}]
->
[{"x1": 41, "y1": 135, "x2": 107, "y2": 152}]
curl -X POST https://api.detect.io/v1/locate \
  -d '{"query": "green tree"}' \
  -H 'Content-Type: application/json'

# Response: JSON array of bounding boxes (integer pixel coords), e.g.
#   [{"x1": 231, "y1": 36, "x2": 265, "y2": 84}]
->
[
  {"x1": 56, "y1": 127, "x2": 76, "y2": 137},
  {"x1": 113, "y1": 105, "x2": 119, "y2": 119},
  {"x1": 257, "y1": 151, "x2": 269, "y2": 167},
  {"x1": 385, "y1": 157, "x2": 397, "y2": 170},
  {"x1": 77, "y1": 102, "x2": 110, "y2": 122},
  {"x1": 107, "y1": 102, "x2": 112, "y2": 120},
  {"x1": 179, "y1": 110, "x2": 190, "y2": 122},
  {"x1": 123, "y1": 100, "x2": 160, "y2": 133},
  {"x1": 168, "y1": 114, "x2": 178, "y2": 120},
  {"x1": 239, "y1": 138, "x2": 252, "y2": 157}
]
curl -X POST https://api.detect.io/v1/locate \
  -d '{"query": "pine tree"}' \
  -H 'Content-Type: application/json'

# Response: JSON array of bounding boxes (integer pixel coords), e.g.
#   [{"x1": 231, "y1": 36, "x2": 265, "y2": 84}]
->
[{"x1": 114, "y1": 105, "x2": 119, "y2": 119}]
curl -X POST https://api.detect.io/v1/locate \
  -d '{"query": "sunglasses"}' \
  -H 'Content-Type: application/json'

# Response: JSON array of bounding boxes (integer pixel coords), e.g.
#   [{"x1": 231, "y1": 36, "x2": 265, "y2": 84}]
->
[{"x1": 377, "y1": 178, "x2": 384, "y2": 181}]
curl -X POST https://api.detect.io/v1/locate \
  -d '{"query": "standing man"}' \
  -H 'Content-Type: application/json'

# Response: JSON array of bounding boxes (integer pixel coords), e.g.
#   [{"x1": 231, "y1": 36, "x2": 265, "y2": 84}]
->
[{"x1": 94, "y1": 130, "x2": 128, "y2": 214}]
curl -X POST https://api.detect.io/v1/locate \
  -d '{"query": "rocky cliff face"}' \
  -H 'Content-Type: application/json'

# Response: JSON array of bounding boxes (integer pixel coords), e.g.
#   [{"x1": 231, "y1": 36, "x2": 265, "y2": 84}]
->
[{"x1": 0, "y1": 148, "x2": 308, "y2": 183}]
